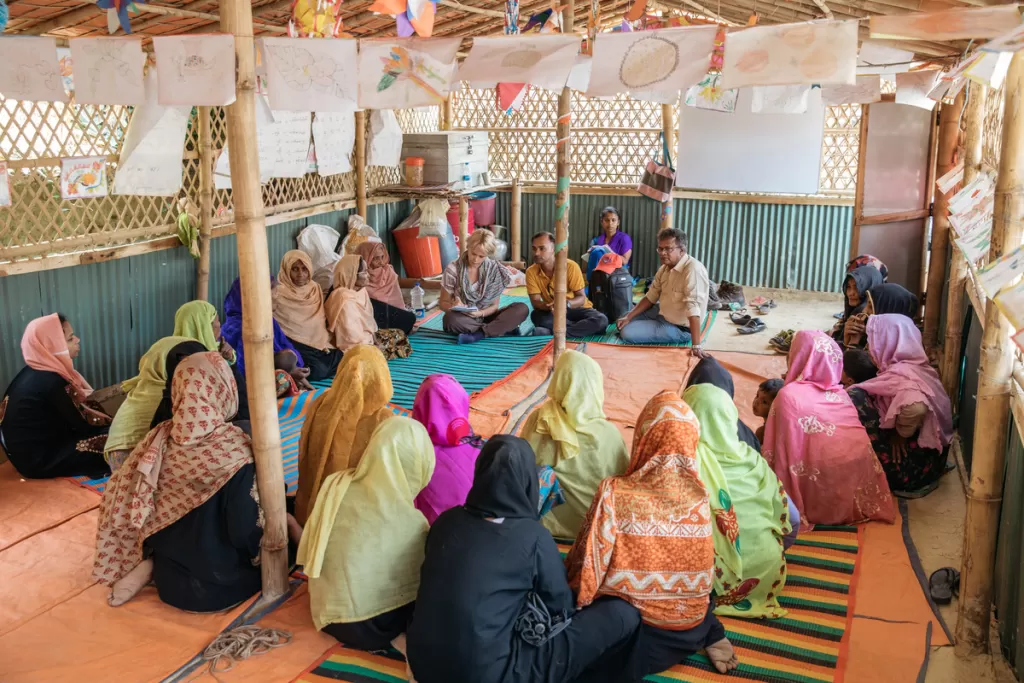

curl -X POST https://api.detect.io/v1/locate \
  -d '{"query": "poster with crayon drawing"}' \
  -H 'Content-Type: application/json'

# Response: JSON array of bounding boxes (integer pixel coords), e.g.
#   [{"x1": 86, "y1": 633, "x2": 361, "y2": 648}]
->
[
  {"x1": 720, "y1": 20, "x2": 858, "y2": 89},
  {"x1": 261, "y1": 37, "x2": 358, "y2": 112},
  {"x1": 153, "y1": 35, "x2": 237, "y2": 106},
  {"x1": 357, "y1": 38, "x2": 461, "y2": 110},
  {"x1": 60, "y1": 157, "x2": 108, "y2": 200},
  {"x1": 457, "y1": 34, "x2": 580, "y2": 92},
  {"x1": 585, "y1": 26, "x2": 716, "y2": 98},
  {"x1": 0, "y1": 37, "x2": 69, "y2": 102},
  {"x1": 869, "y1": 5, "x2": 1021, "y2": 42},
  {"x1": 69, "y1": 37, "x2": 147, "y2": 105},
  {"x1": 684, "y1": 73, "x2": 738, "y2": 112},
  {"x1": 978, "y1": 245, "x2": 1024, "y2": 299}
]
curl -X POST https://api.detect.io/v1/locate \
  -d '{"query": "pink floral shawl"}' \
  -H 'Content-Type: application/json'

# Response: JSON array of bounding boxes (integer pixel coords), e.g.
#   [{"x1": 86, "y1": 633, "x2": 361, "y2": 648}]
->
[
  {"x1": 763, "y1": 330, "x2": 894, "y2": 527},
  {"x1": 857, "y1": 314, "x2": 952, "y2": 451}
]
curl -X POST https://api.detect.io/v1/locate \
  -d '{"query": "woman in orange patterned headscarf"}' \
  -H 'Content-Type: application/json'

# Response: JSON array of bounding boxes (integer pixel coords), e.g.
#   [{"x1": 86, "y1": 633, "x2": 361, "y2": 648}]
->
[{"x1": 566, "y1": 390, "x2": 739, "y2": 678}]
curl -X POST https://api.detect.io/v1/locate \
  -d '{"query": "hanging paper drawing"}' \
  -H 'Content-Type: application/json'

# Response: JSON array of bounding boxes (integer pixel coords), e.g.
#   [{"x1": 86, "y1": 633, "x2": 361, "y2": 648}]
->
[
  {"x1": 69, "y1": 38, "x2": 146, "y2": 105},
  {"x1": 61, "y1": 157, "x2": 109, "y2": 200},
  {"x1": 869, "y1": 5, "x2": 1021, "y2": 42},
  {"x1": 895, "y1": 70, "x2": 940, "y2": 110},
  {"x1": 260, "y1": 37, "x2": 358, "y2": 112},
  {"x1": 936, "y1": 161, "x2": 964, "y2": 196},
  {"x1": 978, "y1": 245, "x2": 1024, "y2": 299},
  {"x1": 996, "y1": 281, "x2": 1024, "y2": 331},
  {"x1": 751, "y1": 85, "x2": 813, "y2": 113},
  {"x1": 313, "y1": 111, "x2": 356, "y2": 176},
  {"x1": 586, "y1": 26, "x2": 716, "y2": 98},
  {"x1": 720, "y1": 20, "x2": 858, "y2": 89},
  {"x1": 0, "y1": 37, "x2": 69, "y2": 103},
  {"x1": 357, "y1": 38, "x2": 460, "y2": 110},
  {"x1": 458, "y1": 35, "x2": 581, "y2": 92},
  {"x1": 982, "y1": 23, "x2": 1024, "y2": 54},
  {"x1": 821, "y1": 75, "x2": 881, "y2": 105},
  {"x1": 153, "y1": 35, "x2": 236, "y2": 106},
  {"x1": 0, "y1": 162, "x2": 11, "y2": 208},
  {"x1": 684, "y1": 72, "x2": 738, "y2": 113},
  {"x1": 367, "y1": 109, "x2": 404, "y2": 167},
  {"x1": 56, "y1": 48, "x2": 76, "y2": 92}
]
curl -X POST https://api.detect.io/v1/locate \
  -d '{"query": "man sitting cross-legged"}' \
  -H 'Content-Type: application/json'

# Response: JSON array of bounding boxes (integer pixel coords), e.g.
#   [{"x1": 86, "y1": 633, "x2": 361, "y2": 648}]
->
[{"x1": 526, "y1": 231, "x2": 609, "y2": 338}]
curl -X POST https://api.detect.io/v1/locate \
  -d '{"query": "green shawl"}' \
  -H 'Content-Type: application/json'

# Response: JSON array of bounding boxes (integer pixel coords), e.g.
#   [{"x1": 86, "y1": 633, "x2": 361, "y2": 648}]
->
[{"x1": 683, "y1": 383, "x2": 792, "y2": 618}]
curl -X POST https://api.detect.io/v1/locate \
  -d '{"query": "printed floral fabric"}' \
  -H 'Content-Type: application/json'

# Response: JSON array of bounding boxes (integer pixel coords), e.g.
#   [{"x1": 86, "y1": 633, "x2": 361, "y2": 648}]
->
[
  {"x1": 93, "y1": 352, "x2": 253, "y2": 585},
  {"x1": 847, "y1": 387, "x2": 948, "y2": 494},
  {"x1": 566, "y1": 391, "x2": 715, "y2": 630},
  {"x1": 536, "y1": 465, "x2": 565, "y2": 517},
  {"x1": 762, "y1": 330, "x2": 894, "y2": 527}
]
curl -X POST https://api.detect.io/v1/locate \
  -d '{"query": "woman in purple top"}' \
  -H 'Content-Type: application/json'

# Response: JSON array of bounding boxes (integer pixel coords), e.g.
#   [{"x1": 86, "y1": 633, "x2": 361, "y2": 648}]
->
[{"x1": 592, "y1": 206, "x2": 633, "y2": 267}]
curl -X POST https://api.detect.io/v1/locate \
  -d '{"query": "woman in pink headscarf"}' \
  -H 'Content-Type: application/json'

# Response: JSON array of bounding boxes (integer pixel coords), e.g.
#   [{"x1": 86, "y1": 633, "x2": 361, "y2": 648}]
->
[
  {"x1": 412, "y1": 374, "x2": 481, "y2": 524},
  {"x1": 763, "y1": 330, "x2": 894, "y2": 527},
  {"x1": 847, "y1": 314, "x2": 953, "y2": 497}
]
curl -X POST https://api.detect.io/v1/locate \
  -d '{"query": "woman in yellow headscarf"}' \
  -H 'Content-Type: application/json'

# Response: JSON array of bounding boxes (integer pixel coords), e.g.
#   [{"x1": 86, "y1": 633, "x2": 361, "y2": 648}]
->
[
  {"x1": 298, "y1": 416, "x2": 434, "y2": 653},
  {"x1": 103, "y1": 336, "x2": 192, "y2": 471},
  {"x1": 520, "y1": 349, "x2": 629, "y2": 539},
  {"x1": 295, "y1": 344, "x2": 394, "y2": 524}
]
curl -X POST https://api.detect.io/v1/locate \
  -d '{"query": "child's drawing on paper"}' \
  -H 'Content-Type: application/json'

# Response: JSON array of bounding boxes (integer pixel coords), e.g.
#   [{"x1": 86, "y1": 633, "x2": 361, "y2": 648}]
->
[
  {"x1": 358, "y1": 38, "x2": 460, "y2": 109},
  {"x1": 586, "y1": 26, "x2": 715, "y2": 98},
  {"x1": 261, "y1": 38, "x2": 357, "y2": 112},
  {"x1": 684, "y1": 72, "x2": 738, "y2": 112},
  {"x1": 721, "y1": 20, "x2": 858, "y2": 89},
  {"x1": 70, "y1": 38, "x2": 146, "y2": 105},
  {"x1": 153, "y1": 35, "x2": 236, "y2": 106},
  {"x1": 60, "y1": 157, "x2": 108, "y2": 200},
  {"x1": 57, "y1": 48, "x2": 75, "y2": 92},
  {"x1": 0, "y1": 37, "x2": 69, "y2": 103},
  {"x1": 870, "y1": 5, "x2": 1021, "y2": 42},
  {"x1": 457, "y1": 34, "x2": 580, "y2": 92}
]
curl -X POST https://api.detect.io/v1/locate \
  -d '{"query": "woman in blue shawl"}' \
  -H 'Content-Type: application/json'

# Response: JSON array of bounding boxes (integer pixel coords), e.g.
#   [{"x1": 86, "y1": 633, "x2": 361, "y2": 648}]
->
[{"x1": 222, "y1": 277, "x2": 313, "y2": 394}]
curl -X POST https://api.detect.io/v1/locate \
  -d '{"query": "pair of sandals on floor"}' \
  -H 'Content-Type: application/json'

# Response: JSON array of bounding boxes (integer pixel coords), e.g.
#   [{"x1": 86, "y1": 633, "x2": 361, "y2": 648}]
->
[{"x1": 730, "y1": 298, "x2": 776, "y2": 334}]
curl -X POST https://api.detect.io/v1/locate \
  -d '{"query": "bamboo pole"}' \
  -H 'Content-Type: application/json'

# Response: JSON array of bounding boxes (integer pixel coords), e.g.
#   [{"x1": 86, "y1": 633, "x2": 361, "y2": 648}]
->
[
  {"x1": 942, "y1": 81, "x2": 987, "y2": 399},
  {"x1": 458, "y1": 196, "x2": 469, "y2": 255},
  {"x1": 355, "y1": 110, "x2": 368, "y2": 218},
  {"x1": 511, "y1": 177, "x2": 522, "y2": 262},
  {"x1": 850, "y1": 105, "x2": 870, "y2": 261},
  {"x1": 196, "y1": 106, "x2": 214, "y2": 302},
  {"x1": 220, "y1": 0, "x2": 289, "y2": 600},
  {"x1": 923, "y1": 90, "x2": 966, "y2": 349},
  {"x1": 552, "y1": 1, "x2": 574, "y2": 362},
  {"x1": 660, "y1": 103, "x2": 675, "y2": 231},
  {"x1": 443, "y1": 95, "x2": 454, "y2": 131},
  {"x1": 957, "y1": 57, "x2": 1023, "y2": 656}
]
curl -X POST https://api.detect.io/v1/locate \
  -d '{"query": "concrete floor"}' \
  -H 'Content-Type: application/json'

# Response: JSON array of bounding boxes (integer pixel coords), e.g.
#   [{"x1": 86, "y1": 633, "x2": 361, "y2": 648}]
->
[{"x1": 705, "y1": 287, "x2": 844, "y2": 354}]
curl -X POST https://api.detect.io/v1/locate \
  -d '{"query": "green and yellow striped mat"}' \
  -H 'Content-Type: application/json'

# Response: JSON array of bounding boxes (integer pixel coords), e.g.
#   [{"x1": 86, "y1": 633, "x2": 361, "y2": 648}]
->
[{"x1": 293, "y1": 525, "x2": 860, "y2": 683}]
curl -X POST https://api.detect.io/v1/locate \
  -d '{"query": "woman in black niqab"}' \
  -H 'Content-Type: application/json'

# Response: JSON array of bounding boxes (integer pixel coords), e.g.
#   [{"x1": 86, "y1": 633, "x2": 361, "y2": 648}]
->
[{"x1": 685, "y1": 357, "x2": 761, "y2": 452}]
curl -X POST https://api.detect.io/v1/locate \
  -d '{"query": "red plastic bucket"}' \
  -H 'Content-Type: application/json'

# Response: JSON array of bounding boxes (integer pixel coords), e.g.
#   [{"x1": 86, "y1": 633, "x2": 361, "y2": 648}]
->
[
  {"x1": 469, "y1": 191, "x2": 497, "y2": 227},
  {"x1": 393, "y1": 225, "x2": 442, "y2": 278},
  {"x1": 446, "y1": 204, "x2": 475, "y2": 250}
]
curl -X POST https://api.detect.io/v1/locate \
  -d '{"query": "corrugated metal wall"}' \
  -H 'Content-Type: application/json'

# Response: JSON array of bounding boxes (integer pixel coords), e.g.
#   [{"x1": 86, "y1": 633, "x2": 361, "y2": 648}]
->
[
  {"x1": 0, "y1": 201, "x2": 413, "y2": 394},
  {"x1": 494, "y1": 192, "x2": 853, "y2": 291},
  {"x1": 996, "y1": 417, "x2": 1024, "y2": 673},
  {"x1": 957, "y1": 299, "x2": 983, "y2": 472}
]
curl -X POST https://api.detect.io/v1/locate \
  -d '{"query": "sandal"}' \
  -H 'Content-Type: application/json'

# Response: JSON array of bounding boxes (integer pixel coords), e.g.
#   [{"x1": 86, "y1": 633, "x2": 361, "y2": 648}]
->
[
  {"x1": 769, "y1": 329, "x2": 794, "y2": 353},
  {"x1": 738, "y1": 318, "x2": 766, "y2": 335},
  {"x1": 756, "y1": 304, "x2": 772, "y2": 316},
  {"x1": 929, "y1": 567, "x2": 960, "y2": 605},
  {"x1": 730, "y1": 312, "x2": 752, "y2": 325}
]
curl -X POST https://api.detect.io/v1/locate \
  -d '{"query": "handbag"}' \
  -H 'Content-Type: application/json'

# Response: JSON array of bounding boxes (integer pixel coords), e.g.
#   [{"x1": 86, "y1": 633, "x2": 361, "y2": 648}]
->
[{"x1": 637, "y1": 132, "x2": 676, "y2": 203}]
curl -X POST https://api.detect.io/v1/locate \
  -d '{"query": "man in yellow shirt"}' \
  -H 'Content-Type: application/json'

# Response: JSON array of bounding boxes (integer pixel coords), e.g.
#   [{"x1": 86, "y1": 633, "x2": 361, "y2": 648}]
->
[
  {"x1": 526, "y1": 232, "x2": 609, "y2": 337},
  {"x1": 616, "y1": 228, "x2": 709, "y2": 357}
]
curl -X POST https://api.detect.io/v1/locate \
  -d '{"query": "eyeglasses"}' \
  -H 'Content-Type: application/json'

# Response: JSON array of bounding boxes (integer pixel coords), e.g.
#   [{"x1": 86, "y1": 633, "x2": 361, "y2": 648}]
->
[{"x1": 656, "y1": 246, "x2": 681, "y2": 254}]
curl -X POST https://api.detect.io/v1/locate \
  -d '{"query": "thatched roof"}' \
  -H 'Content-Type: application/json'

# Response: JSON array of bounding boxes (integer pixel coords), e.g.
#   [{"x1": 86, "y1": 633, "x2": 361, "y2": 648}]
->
[{"x1": 3, "y1": 0, "x2": 984, "y2": 60}]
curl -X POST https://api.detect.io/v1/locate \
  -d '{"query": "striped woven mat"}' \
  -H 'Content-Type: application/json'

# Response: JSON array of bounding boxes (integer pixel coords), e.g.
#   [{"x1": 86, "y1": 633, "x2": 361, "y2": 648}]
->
[{"x1": 293, "y1": 525, "x2": 860, "y2": 683}]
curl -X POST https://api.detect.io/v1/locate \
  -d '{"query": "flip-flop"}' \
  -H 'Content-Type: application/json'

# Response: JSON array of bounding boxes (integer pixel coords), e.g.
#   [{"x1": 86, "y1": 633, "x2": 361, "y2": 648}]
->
[
  {"x1": 756, "y1": 304, "x2": 772, "y2": 316},
  {"x1": 730, "y1": 313, "x2": 752, "y2": 325},
  {"x1": 738, "y1": 318, "x2": 766, "y2": 335},
  {"x1": 929, "y1": 567, "x2": 960, "y2": 604}
]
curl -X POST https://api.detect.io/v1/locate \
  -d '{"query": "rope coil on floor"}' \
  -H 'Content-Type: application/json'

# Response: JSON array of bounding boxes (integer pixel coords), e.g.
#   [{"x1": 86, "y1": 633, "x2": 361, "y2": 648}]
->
[{"x1": 202, "y1": 625, "x2": 293, "y2": 675}]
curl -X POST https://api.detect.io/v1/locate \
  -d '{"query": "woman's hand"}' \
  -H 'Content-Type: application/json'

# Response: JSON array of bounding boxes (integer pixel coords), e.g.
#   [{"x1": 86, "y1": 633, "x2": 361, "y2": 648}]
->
[
  {"x1": 83, "y1": 405, "x2": 112, "y2": 426},
  {"x1": 844, "y1": 313, "x2": 867, "y2": 347},
  {"x1": 219, "y1": 339, "x2": 236, "y2": 363}
]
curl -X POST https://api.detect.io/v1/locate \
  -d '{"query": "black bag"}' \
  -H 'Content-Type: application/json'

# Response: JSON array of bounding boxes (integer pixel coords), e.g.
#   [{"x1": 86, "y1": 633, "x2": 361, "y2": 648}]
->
[{"x1": 590, "y1": 267, "x2": 634, "y2": 322}]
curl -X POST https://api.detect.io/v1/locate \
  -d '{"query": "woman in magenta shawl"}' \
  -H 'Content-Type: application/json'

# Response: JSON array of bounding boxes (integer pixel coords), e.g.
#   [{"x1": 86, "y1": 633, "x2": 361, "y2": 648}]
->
[
  {"x1": 412, "y1": 374, "x2": 481, "y2": 524},
  {"x1": 763, "y1": 330, "x2": 895, "y2": 528},
  {"x1": 847, "y1": 314, "x2": 953, "y2": 497}
]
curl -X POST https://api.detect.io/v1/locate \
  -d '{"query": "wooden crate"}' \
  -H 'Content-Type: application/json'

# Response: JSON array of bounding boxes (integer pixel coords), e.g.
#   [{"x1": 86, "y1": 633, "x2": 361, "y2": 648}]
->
[{"x1": 401, "y1": 131, "x2": 490, "y2": 187}]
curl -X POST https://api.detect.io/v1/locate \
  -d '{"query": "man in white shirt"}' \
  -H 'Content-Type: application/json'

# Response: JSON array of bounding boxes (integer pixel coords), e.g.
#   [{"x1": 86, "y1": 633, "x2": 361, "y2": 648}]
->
[{"x1": 616, "y1": 228, "x2": 710, "y2": 357}]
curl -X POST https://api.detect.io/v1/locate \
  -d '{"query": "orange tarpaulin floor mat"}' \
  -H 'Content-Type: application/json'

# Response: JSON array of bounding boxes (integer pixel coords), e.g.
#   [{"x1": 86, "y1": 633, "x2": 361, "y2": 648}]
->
[
  {"x1": 0, "y1": 584, "x2": 254, "y2": 682},
  {"x1": 0, "y1": 462, "x2": 99, "y2": 552},
  {"x1": 0, "y1": 510, "x2": 99, "y2": 638}
]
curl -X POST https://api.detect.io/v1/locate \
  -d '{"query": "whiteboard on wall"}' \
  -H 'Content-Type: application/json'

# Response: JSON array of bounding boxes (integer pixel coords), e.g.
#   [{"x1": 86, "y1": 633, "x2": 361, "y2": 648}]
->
[{"x1": 675, "y1": 88, "x2": 825, "y2": 194}]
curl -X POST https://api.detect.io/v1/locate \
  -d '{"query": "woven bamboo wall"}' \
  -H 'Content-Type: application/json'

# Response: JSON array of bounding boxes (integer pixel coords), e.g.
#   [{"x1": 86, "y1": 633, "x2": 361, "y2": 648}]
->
[
  {"x1": 450, "y1": 87, "x2": 862, "y2": 194},
  {"x1": 0, "y1": 98, "x2": 439, "y2": 264},
  {"x1": 983, "y1": 85, "x2": 1006, "y2": 174}
]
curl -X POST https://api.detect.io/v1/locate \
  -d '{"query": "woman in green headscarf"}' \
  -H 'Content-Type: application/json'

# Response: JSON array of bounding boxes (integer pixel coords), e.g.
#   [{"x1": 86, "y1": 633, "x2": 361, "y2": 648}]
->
[
  {"x1": 520, "y1": 349, "x2": 629, "y2": 540},
  {"x1": 173, "y1": 300, "x2": 236, "y2": 363},
  {"x1": 682, "y1": 383, "x2": 793, "y2": 619}
]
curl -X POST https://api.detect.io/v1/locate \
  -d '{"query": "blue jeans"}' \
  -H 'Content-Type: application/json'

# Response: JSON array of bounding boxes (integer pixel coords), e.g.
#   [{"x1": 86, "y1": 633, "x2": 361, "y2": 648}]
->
[{"x1": 619, "y1": 304, "x2": 692, "y2": 345}]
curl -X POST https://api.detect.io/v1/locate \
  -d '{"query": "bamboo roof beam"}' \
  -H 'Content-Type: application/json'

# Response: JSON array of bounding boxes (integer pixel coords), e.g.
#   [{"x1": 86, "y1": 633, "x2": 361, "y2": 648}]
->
[
  {"x1": 811, "y1": 0, "x2": 835, "y2": 19},
  {"x1": 17, "y1": 2, "x2": 100, "y2": 35},
  {"x1": 130, "y1": 0, "x2": 213, "y2": 33}
]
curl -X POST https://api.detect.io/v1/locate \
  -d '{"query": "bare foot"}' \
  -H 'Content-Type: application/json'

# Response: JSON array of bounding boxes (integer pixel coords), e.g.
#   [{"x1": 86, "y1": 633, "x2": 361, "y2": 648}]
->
[
  {"x1": 286, "y1": 513, "x2": 303, "y2": 546},
  {"x1": 390, "y1": 634, "x2": 416, "y2": 682},
  {"x1": 109, "y1": 559, "x2": 153, "y2": 606},
  {"x1": 705, "y1": 637, "x2": 739, "y2": 674}
]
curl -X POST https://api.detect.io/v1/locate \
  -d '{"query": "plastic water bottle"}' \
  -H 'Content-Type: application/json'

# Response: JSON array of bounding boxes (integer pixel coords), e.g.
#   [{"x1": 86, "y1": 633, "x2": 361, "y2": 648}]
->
[
  {"x1": 462, "y1": 161, "x2": 472, "y2": 189},
  {"x1": 411, "y1": 282, "x2": 426, "y2": 319}
]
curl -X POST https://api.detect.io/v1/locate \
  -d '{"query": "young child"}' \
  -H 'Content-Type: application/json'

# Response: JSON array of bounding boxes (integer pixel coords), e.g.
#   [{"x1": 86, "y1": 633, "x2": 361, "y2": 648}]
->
[
  {"x1": 753, "y1": 378, "x2": 784, "y2": 443},
  {"x1": 842, "y1": 348, "x2": 877, "y2": 387}
]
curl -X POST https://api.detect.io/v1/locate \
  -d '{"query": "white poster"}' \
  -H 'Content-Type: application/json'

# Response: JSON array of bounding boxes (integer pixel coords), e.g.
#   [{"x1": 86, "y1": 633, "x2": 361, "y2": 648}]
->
[
  {"x1": 458, "y1": 35, "x2": 581, "y2": 92},
  {"x1": 61, "y1": 157, "x2": 108, "y2": 200},
  {"x1": 358, "y1": 38, "x2": 461, "y2": 110},
  {"x1": 367, "y1": 109, "x2": 403, "y2": 167},
  {"x1": 69, "y1": 37, "x2": 146, "y2": 105},
  {"x1": 978, "y1": 245, "x2": 1024, "y2": 298},
  {"x1": 585, "y1": 27, "x2": 716, "y2": 98},
  {"x1": 936, "y1": 161, "x2": 965, "y2": 195},
  {"x1": 566, "y1": 55, "x2": 593, "y2": 92},
  {"x1": 721, "y1": 20, "x2": 858, "y2": 89},
  {"x1": 955, "y1": 225, "x2": 992, "y2": 263},
  {"x1": 312, "y1": 112, "x2": 355, "y2": 176},
  {"x1": 895, "y1": 70, "x2": 940, "y2": 110},
  {"x1": 949, "y1": 173, "x2": 995, "y2": 215},
  {"x1": 869, "y1": 5, "x2": 1021, "y2": 42},
  {"x1": 821, "y1": 75, "x2": 882, "y2": 105},
  {"x1": 0, "y1": 37, "x2": 69, "y2": 102},
  {"x1": 677, "y1": 87, "x2": 824, "y2": 194},
  {"x1": 684, "y1": 72, "x2": 738, "y2": 112},
  {"x1": 260, "y1": 37, "x2": 358, "y2": 112},
  {"x1": 114, "y1": 70, "x2": 191, "y2": 197},
  {"x1": 215, "y1": 96, "x2": 311, "y2": 188},
  {"x1": 996, "y1": 280, "x2": 1024, "y2": 330},
  {"x1": 750, "y1": 85, "x2": 812, "y2": 114},
  {"x1": 153, "y1": 35, "x2": 237, "y2": 106},
  {"x1": 965, "y1": 50, "x2": 1013, "y2": 90},
  {"x1": 0, "y1": 162, "x2": 11, "y2": 208}
]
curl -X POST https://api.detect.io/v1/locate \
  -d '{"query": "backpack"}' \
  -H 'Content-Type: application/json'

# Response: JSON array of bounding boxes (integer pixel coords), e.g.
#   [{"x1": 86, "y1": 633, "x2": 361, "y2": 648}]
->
[{"x1": 589, "y1": 267, "x2": 634, "y2": 322}]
